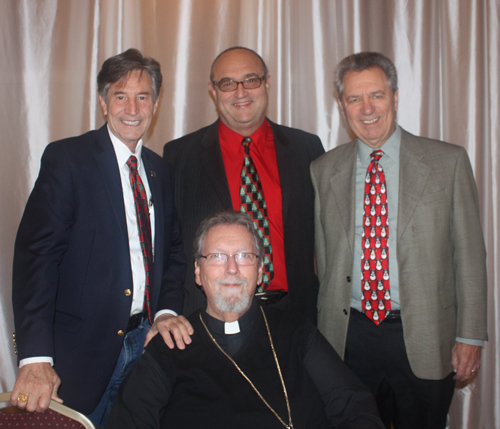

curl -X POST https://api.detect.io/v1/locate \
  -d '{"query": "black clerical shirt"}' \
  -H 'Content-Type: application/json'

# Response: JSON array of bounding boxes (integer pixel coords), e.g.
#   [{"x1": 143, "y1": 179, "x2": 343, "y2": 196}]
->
[{"x1": 106, "y1": 301, "x2": 384, "y2": 429}]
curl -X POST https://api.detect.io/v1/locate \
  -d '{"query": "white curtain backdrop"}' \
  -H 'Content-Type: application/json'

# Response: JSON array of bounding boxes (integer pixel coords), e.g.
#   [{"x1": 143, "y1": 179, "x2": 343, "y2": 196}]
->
[{"x1": 1, "y1": 1, "x2": 498, "y2": 427}]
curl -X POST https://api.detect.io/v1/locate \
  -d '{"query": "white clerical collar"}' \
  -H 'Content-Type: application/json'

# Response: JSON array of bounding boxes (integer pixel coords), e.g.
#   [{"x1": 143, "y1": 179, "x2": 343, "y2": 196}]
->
[{"x1": 224, "y1": 320, "x2": 240, "y2": 335}]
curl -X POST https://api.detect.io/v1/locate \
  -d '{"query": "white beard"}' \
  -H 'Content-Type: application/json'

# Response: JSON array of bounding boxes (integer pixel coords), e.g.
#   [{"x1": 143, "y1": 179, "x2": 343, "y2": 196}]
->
[{"x1": 212, "y1": 277, "x2": 251, "y2": 314}]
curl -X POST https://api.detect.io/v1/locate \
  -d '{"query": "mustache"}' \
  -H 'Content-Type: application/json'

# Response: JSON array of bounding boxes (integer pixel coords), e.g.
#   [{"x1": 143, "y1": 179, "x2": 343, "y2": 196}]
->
[{"x1": 215, "y1": 277, "x2": 248, "y2": 286}]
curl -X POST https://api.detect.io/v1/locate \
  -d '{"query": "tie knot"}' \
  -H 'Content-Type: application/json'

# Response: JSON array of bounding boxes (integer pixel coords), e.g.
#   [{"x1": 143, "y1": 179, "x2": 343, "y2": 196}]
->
[
  {"x1": 371, "y1": 150, "x2": 384, "y2": 162},
  {"x1": 127, "y1": 155, "x2": 138, "y2": 172},
  {"x1": 242, "y1": 137, "x2": 252, "y2": 154}
]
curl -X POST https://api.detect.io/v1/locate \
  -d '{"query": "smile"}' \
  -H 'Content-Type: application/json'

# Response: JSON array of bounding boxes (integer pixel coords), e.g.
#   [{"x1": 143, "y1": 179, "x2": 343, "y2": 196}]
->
[
  {"x1": 233, "y1": 101, "x2": 252, "y2": 107},
  {"x1": 122, "y1": 120, "x2": 141, "y2": 126},
  {"x1": 361, "y1": 118, "x2": 380, "y2": 124}
]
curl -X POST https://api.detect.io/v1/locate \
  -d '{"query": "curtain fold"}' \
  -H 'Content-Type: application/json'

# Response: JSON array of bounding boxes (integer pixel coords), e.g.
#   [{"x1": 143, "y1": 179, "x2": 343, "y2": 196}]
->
[{"x1": 1, "y1": 1, "x2": 497, "y2": 427}]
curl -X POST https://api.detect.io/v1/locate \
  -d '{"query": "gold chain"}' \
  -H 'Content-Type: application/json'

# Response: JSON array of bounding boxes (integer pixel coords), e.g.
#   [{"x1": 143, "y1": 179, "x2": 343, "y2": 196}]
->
[{"x1": 199, "y1": 307, "x2": 294, "y2": 429}]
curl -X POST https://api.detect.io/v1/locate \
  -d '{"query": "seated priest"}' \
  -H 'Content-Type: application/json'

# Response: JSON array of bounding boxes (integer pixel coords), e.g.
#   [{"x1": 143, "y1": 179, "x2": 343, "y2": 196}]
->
[{"x1": 106, "y1": 210, "x2": 384, "y2": 429}]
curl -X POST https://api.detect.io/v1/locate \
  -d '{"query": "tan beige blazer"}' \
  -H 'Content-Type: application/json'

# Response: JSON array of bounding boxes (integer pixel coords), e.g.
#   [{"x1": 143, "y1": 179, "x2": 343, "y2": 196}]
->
[{"x1": 310, "y1": 128, "x2": 487, "y2": 380}]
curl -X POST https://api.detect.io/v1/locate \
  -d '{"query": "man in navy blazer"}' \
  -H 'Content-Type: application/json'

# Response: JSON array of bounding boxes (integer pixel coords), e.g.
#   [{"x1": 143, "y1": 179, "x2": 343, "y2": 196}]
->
[{"x1": 10, "y1": 49, "x2": 190, "y2": 426}]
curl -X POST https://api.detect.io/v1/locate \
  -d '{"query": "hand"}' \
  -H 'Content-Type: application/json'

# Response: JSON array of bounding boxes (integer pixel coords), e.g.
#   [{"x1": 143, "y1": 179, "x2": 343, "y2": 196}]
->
[
  {"x1": 144, "y1": 314, "x2": 194, "y2": 350},
  {"x1": 10, "y1": 362, "x2": 62, "y2": 412},
  {"x1": 451, "y1": 342, "x2": 481, "y2": 381}
]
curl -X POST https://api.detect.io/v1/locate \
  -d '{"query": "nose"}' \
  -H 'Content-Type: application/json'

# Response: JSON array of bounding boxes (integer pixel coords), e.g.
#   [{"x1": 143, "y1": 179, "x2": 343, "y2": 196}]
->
[
  {"x1": 234, "y1": 81, "x2": 248, "y2": 98},
  {"x1": 360, "y1": 98, "x2": 374, "y2": 116},
  {"x1": 224, "y1": 254, "x2": 240, "y2": 275},
  {"x1": 125, "y1": 98, "x2": 139, "y2": 115}
]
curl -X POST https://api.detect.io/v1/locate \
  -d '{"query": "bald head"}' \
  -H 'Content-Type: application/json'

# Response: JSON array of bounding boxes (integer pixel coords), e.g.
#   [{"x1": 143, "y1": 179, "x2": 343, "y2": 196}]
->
[{"x1": 210, "y1": 46, "x2": 268, "y2": 82}]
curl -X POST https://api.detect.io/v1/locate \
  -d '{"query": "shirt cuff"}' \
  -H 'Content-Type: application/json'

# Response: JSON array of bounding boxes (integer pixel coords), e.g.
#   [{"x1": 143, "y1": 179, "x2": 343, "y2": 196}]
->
[
  {"x1": 456, "y1": 337, "x2": 484, "y2": 347},
  {"x1": 19, "y1": 357, "x2": 54, "y2": 368},
  {"x1": 154, "y1": 309, "x2": 178, "y2": 321}
]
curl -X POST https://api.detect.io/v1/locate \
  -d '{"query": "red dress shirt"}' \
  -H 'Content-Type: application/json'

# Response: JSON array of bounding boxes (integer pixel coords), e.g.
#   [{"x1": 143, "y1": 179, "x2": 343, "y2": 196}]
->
[{"x1": 219, "y1": 119, "x2": 287, "y2": 291}]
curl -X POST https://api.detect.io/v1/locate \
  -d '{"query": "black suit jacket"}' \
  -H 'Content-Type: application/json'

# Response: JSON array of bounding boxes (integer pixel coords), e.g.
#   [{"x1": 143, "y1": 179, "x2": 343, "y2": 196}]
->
[
  {"x1": 163, "y1": 119, "x2": 324, "y2": 321},
  {"x1": 12, "y1": 124, "x2": 186, "y2": 414}
]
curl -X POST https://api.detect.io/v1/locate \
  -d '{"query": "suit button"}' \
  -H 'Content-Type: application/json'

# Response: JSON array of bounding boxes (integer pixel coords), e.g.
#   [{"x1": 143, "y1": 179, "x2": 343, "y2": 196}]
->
[
  {"x1": 117, "y1": 330, "x2": 125, "y2": 336},
  {"x1": 346, "y1": 276, "x2": 351, "y2": 282},
  {"x1": 124, "y1": 289, "x2": 132, "y2": 296},
  {"x1": 343, "y1": 309, "x2": 348, "y2": 315}
]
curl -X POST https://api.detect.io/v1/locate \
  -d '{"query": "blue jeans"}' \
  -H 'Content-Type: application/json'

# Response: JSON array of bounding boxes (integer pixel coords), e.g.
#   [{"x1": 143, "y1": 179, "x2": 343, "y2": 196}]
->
[{"x1": 88, "y1": 318, "x2": 150, "y2": 427}]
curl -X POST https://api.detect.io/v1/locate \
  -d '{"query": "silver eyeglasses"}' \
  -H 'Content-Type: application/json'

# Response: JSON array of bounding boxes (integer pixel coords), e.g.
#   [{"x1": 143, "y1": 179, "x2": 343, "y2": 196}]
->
[
  {"x1": 200, "y1": 253, "x2": 259, "y2": 266},
  {"x1": 212, "y1": 74, "x2": 267, "y2": 92}
]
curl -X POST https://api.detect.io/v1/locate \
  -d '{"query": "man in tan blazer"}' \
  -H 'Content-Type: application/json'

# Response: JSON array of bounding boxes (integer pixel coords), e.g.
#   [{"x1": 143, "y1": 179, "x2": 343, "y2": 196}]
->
[{"x1": 310, "y1": 52, "x2": 487, "y2": 429}]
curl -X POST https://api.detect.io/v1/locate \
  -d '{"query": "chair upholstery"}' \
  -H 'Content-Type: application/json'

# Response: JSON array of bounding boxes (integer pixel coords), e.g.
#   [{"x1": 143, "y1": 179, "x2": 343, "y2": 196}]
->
[{"x1": 0, "y1": 392, "x2": 95, "y2": 429}]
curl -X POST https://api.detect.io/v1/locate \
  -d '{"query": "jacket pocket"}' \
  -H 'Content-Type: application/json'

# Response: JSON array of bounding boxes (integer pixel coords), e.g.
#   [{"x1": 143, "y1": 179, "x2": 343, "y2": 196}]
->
[{"x1": 439, "y1": 287, "x2": 455, "y2": 309}]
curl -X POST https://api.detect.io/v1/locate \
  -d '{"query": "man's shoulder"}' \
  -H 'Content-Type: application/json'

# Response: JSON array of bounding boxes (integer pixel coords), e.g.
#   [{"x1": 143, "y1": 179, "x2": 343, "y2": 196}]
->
[
  {"x1": 311, "y1": 139, "x2": 356, "y2": 171},
  {"x1": 401, "y1": 128, "x2": 467, "y2": 160},
  {"x1": 270, "y1": 121, "x2": 319, "y2": 140},
  {"x1": 269, "y1": 120, "x2": 323, "y2": 151},
  {"x1": 41, "y1": 126, "x2": 107, "y2": 161},
  {"x1": 163, "y1": 122, "x2": 217, "y2": 156}
]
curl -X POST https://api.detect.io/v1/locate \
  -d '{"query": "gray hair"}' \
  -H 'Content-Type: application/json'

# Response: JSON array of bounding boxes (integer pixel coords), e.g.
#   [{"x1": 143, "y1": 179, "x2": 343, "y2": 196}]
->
[
  {"x1": 334, "y1": 52, "x2": 398, "y2": 99},
  {"x1": 97, "y1": 48, "x2": 162, "y2": 102},
  {"x1": 193, "y1": 211, "x2": 264, "y2": 262},
  {"x1": 210, "y1": 46, "x2": 269, "y2": 82}
]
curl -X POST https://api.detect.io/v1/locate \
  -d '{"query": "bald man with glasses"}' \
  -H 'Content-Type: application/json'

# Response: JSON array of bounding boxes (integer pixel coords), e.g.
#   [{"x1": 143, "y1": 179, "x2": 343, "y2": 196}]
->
[{"x1": 163, "y1": 46, "x2": 324, "y2": 323}]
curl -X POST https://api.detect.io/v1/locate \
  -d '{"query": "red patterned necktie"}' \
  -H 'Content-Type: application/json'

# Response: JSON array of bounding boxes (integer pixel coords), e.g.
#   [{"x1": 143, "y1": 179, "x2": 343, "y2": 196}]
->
[
  {"x1": 240, "y1": 137, "x2": 273, "y2": 291},
  {"x1": 361, "y1": 150, "x2": 391, "y2": 325},
  {"x1": 127, "y1": 156, "x2": 153, "y2": 324}
]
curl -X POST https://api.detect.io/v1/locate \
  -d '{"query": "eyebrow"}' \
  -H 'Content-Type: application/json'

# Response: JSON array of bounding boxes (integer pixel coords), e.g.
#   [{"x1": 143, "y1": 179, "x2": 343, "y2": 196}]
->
[
  {"x1": 346, "y1": 89, "x2": 386, "y2": 99},
  {"x1": 218, "y1": 72, "x2": 261, "y2": 81},
  {"x1": 112, "y1": 90, "x2": 152, "y2": 96},
  {"x1": 209, "y1": 246, "x2": 253, "y2": 253}
]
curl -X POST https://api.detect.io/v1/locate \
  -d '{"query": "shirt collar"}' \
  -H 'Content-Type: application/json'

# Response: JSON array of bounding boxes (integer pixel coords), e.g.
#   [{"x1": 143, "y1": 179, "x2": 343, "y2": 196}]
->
[
  {"x1": 107, "y1": 124, "x2": 144, "y2": 169},
  {"x1": 357, "y1": 123, "x2": 401, "y2": 166},
  {"x1": 218, "y1": 118, "x2": 270, "y2": 156}
]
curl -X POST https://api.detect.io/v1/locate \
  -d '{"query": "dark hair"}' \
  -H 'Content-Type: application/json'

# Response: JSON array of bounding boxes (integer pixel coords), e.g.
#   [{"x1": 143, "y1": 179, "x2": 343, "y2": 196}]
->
[
  {"x1": 335, "y1": 52, "x2": 398, "y2": 99},
  {"x1": 193, "y1": 211, "x2": 264, "y2": 262},
  {"x1": 210, "y1": 46, "x2": 269, "y2": 81},
  {"x1": 97, "y1": 48, "x2": 162, "y2": 102}
]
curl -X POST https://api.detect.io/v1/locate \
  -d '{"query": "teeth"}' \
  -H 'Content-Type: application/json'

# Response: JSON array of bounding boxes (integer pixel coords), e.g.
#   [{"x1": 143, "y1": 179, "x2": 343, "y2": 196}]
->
[
  {"x1": 234, "y1": 102, "x2": 251, "y2": 106},
  {"x1": 362, "y1": 118, "x2": 379, "y2": 124},
  {"x1": 123, "y1": 120, "x2": 140, "y2": 125}
]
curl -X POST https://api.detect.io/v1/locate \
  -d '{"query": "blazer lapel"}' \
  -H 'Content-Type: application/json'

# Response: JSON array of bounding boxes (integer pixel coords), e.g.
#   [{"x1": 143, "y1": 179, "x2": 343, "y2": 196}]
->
[
  {"x1": 141, "y1": 149, "x2": 164, "y2": 292},
  {"x1": 269, "y1": 121, "x2": 293, "y2": 221},
  {"x1": 92, "y1": 125, "x2": 128, "y2": 241},
  {"x1": 328, "y1": 141, "x2": 358, "y2": 254},
  {"x1": 397, "y1": 130, "x2": 431, "y2": 241},
  {"x1": 200, "y1": 121, "x2": 232, "y2": 207}
]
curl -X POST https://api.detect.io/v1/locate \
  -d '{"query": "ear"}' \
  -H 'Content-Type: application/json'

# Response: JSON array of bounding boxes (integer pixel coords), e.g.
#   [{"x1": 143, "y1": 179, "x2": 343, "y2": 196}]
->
[
  {"x1": 152, "y1": 97, "x2": 159, "y2": 116},
  {"x1": 338, "y1": 98, "x2": 346, "y2": 119},
  {"x1": 264, "y1": 74, "x2": 271, "y2": 92},
  {"x1": 208, "y1": 81, "x2": 217, "y2": 100},
  {"x1": 195, "y1": 260, "x2": 202, "y2": 286},
  {"x1": 98, "y1": 95, "x2": 108, "y2": 116},
  {"x1": 393, "y1": 89, "x2": 399, "y2": 111},
  {"x1": 257, "y1": 260, "x2": 264, "y2": 285}
]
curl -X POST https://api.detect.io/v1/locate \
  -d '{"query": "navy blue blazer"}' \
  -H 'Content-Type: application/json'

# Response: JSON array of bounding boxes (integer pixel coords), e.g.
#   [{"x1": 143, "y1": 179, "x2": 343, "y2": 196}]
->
[{"x1": 12, "y1": 124, "x2": 186, "y2": 414}]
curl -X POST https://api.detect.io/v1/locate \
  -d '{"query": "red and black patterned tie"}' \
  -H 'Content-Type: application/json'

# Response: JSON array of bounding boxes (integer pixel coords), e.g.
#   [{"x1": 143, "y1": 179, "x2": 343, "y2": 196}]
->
[
  {"x1": 240, "y1": 137, "x2": 273, "y2": 291},
  {"x1": 361, "y1": 150, "x2": 391, "y2": 325},
  {"x1": 127, "y1": 156, "x2": 153, "y2": 323}
]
